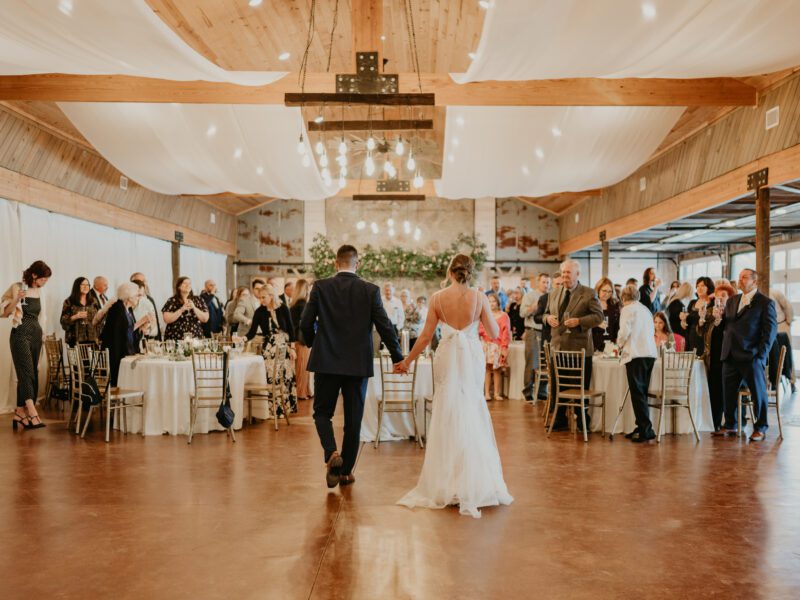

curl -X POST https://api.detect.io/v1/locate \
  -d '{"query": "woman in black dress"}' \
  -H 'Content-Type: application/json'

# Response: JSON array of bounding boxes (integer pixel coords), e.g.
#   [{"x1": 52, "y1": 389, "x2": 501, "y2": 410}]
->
[
  {"x1": 666, "y1": 281, "x2": 693, "y2": 337},
  {"x1": 245, "y1": 283, "x2": 297, "y2": 413},
  {"x1": 1, "y1": 260, "x2": 52, "y2": 430},
  {"x1": 60, "y1": 276, "x2": 100, "y2": 347},
  {"x1": 100, "y1": 281, "x2": 153, "y2": 386},
  {"x1": 592, "y1": 277, "x2": 621, "y2": 351},
  {"x1": 685, "y1": 277, "x2": 715, "y2": 357},
  {"x1": 162, "y1": 276, "x2": 209, "y2": 341}
]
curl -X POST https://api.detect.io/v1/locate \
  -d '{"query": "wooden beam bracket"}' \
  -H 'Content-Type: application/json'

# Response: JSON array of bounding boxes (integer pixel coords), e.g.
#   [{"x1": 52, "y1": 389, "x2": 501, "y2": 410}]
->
[{"x1": 285, "y1": 92, "x2": 435, "y2": 106}]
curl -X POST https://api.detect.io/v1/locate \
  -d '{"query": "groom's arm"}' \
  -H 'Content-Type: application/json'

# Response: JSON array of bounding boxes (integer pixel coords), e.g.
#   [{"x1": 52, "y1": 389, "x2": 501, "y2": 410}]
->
[
  {"x1": 300, "y1": 284, "x2": 320, "y2": 347},
  {"x1": 371, "y1": 287, "x2": 404, "y2": 363}
]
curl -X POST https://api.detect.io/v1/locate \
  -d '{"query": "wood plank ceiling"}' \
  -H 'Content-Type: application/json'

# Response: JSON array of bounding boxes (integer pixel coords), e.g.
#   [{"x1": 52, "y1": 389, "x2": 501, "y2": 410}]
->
[{"x1": 2, "y1": 1, "x2": 797, "y2": 217}]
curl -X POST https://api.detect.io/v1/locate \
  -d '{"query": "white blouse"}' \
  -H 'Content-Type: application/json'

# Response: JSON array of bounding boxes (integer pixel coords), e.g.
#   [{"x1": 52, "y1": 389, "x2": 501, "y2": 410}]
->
[{"x1": 617, "y1": 301, "x2": 658, "y2": 365}]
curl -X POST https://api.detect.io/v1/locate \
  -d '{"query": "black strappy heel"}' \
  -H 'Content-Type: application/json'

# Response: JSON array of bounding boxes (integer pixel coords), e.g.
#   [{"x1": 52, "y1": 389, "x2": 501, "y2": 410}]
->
[
  {"x1": 12, "y1": 410, "x2": 32, "y2": 431},
  {"x1": 27, "y1": 413, "x2": 46, "y2": 429}
]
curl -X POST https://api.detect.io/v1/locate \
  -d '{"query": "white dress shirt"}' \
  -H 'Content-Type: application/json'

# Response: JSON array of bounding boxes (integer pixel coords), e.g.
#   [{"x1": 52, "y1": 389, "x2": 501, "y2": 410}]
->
[
  {"x1": 738, "y1": 287, "x2": 757, "y2": 313},
  {"x1": 617, "y1": 301, "x2": 658, "y2": 365},
  {"x1": 519, "y1": 289, "x2": 543, "y2": 330},
  {"x1": 382, "y1": 295, "x2": 405, "y2": 330}
]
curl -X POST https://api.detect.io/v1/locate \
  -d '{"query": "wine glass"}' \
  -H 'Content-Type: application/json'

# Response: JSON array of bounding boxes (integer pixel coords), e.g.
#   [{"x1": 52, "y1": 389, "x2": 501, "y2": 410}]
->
[
  {"x1": 19, "y1": 279, "x2": 28, "y2": 307},
  {"x1": 563, "y1": 311, "x2": 571, "y2": 334}
]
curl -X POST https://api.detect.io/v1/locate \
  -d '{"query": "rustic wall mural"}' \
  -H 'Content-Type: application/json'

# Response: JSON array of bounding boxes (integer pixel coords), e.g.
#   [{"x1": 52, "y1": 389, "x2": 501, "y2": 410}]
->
[
  {"x1": 237, "y1": 199, "x2": 304, "y2": 286},
  {"x1": 495, "y1": 198, "x2": 560, "y2": 261}
]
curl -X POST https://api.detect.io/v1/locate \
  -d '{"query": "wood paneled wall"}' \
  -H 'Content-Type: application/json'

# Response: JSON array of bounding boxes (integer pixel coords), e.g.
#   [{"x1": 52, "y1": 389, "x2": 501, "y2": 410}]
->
[
  {"x1": 559, "y1": 72, "x2": 800, "y2": 248},
  {"x1": 0, "y1": 107, "x2": 236, "y2": 251}
]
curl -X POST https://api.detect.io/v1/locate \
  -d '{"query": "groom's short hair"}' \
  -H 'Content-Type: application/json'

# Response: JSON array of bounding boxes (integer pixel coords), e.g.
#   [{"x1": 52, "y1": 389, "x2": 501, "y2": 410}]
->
[{"x1": 336, "y1": 245, "x2": 358, "y2": 267}]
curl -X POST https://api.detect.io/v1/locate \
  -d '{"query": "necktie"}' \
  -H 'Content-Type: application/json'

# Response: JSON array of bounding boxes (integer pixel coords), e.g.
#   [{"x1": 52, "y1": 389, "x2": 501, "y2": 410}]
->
[{"x1": 558, "y1": 289, "x2": 571, "y2": 321}]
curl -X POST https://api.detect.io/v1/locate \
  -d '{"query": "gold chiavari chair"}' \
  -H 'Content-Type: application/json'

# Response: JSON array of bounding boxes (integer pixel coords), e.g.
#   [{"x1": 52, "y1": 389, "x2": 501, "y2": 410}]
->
[
  {"x1": 44, "y1": 336, "x2": 70, "y2": 411},
  {"x1": 189, "y1": 352, "x2": 234, "y2": 444},
  {"x1": 547, "y1": 349, "x2": 606, "y2": 442},
  {"x1": 246, "y1": 339, "x2": 264, "y2": 356},
  {"x1": 647, "y1": 349, "x2": 699, "y2": 442},
  {"x1": 66, "y1": 347, "x2": 91, "y2": 433},
  {"x1": 376, "y1": 353, "x2": 421, "y2": 449},
  {"x1": 531, "y1": 341, "x2": 549, "y2": 407},
  {"x1": 540, "y1": 342, "x2": 553, "y2": 423},
  {"x1": 244, "y1": 344, "x2": 291, "y2": 430},
  {"x1": 423, "y1": 351, "x2": 436, "y2": 441},
  {"x1": 738, "y1": 345, "x2": 786, "y2": 439}
]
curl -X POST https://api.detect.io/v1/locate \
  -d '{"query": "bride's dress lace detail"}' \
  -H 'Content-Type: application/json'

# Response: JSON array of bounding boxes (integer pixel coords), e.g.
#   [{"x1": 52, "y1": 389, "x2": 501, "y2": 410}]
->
[{"x1": 397, "y1": 292, "x2": 513, "y2": 518}]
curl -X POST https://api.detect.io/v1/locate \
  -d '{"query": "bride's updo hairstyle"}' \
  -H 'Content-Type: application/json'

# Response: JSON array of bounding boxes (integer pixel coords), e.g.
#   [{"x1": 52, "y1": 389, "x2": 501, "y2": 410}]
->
[{"x1": 446, "y1": 254, "x2": 475, "y2": 286}]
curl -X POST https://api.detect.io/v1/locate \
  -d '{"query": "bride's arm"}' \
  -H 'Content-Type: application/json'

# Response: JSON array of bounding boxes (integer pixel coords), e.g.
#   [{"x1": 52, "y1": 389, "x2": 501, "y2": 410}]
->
[
  {"x1": 479, "y1": 294, "x2": 500, "y2": 339},
  {"x1": 402, "y1": 297, "x2": 441, "y2": 367}
]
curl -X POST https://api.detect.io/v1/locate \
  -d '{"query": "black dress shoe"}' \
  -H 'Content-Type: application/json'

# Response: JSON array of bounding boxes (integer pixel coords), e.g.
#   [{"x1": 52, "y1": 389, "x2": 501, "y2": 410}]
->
[
  {"x1": 549, "y1": 423, "x2": 569, "y2": 432},
  {"x1": 325, "y1": 452, "x2": 343, "y2": 489},
  {"x1": 625, "y1": 428, "x2": 640, "y2": 439},
  {"x1": 632, "y1": 430, "x2": 656, "y2": 443}
]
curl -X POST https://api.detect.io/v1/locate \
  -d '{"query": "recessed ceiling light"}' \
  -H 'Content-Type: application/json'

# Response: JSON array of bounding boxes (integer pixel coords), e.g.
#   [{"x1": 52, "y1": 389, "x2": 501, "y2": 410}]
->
[
  {"x1": 447, "y1": 154, "x2": 455, "y2": 163},
  {"x1": 249, "y1": 0, "x2": 263, "y2": 7},
  {"x1": 551, "y1": 127, "x2": 562, "y2": 137},
  {"x1": 206, "y1": 124, "x2": 217, "y2": 137},
  {"x1": 535, "y1": 148, "x2": 545, "y2": 159},
  {"x1": 278, "y1": 52, "x2": 290, "y2": 61},
  {"x1": 468, "y1": 52, "x2": 477, "y2": 61},
  {"x1": 256, "y1": 166, "x2": 264, "y2": 175},
  {"x1": 58, "y1": 0, "x2": 73, "y2": 16},
  {"x1": 521, "y1": 165, "x2": 530, "y2": 176},
  {"x1": 641, "y1": 2, "x2": 656, "y2": 21},
  {"x1": 380, "y1": 35, "x2": 386, "y2": 41},
  {"x1": 233, "y1": 147, "x2": 243, "y2": 159},
  {"x1": 451, "y1": 137, "x2": 460, "y2": 147},
  {"x1": 455, "y1": 116, "x2": 465, "y2": 127}
]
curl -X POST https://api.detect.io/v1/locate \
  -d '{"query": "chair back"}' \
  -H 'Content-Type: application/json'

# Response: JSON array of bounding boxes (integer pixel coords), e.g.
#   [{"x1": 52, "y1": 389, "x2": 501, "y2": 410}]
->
[
  {"x1": 76, "y1": 342, "x2": 97, "y2": 370},
  {"x1": 658, "y1": 347, "x2": 695, "y2": 397},
  {"x1": 66, "y1": 346, "x2": 84, "y2": 402},
  {"x1": 44, "y1": 337, "x2": 65, "y2": 384},
  {"x1": 553, "y1": 349, "x2": 585, "y2": 392},
  {"x1": 770, "y1": 345, "x2": 787, "y2": 394},
  {"x1": 379, "y1": 353, "x2": 418, "y2": 402},
  {"x1": 247, "y1": 340, "x2": 265, "y2": 356},
  {"x1": 191, "y1": 352, "x2": 228, "y2": 404},
  {"x1": 91, "y1": 348, "x2": 112, "y2": 393},
  {"x1": 542, "y1": 341, "x2": 552, "y2": 372}
]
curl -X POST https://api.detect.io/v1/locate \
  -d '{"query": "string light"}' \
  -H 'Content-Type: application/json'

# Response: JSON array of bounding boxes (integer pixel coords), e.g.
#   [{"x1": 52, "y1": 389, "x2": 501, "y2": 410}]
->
[
  {"x1": 406, "y1": 149, "x2": 415, "y2": 171},
  {"x1": 365, "y1": 153, "x2": 375, "y2": 176},
  {"x1": 301, "y1": 154, "x2": 311, "y2": 167},
  {"x1": 319, "y1": 153, "x2": 329, "y2": 168},
  {"x1": 297, "y1": 135, "x2": 306, "y2": 154},
  {"x1": 403, "y1": 220, "x2": 411, "y2": 234},
  {"x1": 370, "y1": 222, "x2": 379, "y2": 234},
  {"x1": 315, "y1": 140, "x2": 324, "y2": 155},
  {"x1": 413, "y1": 172, "x2": 424, "y2": 189},
  {"x1": 338, "y1": 139, "x2": 348, "y2": 155},
  {"x1": 366, "y1": 136, "x2": 376, "y2": 151},
  {"x1": 395, "y1": 137, "x2": 405, "y2": 156},
  {"x1": 413, "y1": 227, "x2": 422, "y2": 241}
]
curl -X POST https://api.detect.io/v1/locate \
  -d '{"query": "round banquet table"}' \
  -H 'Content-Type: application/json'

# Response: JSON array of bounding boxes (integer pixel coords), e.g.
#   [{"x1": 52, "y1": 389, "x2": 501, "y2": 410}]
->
[
  {"x1": 360, "y1": 357, "x2": 432, "y2": 443},
  {"x1": 589, "y1": 355, "x2": 713, "y2": 434},
  {"x1": 506, "y1": 340, "x2": 526, "y2": 400},
  {"x1": 117, "y1": 353, "x2": 267, "y2": 436}
]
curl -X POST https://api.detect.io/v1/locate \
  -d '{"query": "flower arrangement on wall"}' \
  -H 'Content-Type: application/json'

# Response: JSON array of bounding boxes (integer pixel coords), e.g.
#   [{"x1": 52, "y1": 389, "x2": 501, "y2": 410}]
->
[{"x1": 309, "y1": 233, "x2": 488, "y2": 281}]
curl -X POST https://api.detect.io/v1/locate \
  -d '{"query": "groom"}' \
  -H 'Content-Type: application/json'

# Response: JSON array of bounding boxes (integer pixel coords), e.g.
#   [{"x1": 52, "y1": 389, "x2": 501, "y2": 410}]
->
[{"x1": 300, "y1": 244, "x2": 405, "y2": 488}]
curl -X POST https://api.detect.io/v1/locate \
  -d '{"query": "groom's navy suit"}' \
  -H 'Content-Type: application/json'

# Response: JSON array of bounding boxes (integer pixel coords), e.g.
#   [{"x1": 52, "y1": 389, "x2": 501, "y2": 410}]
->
[
  {"x1": 721, "y1": 289, "x2": 777, "y2": 433},
  {"x1": 300, "y1": 271, "x2": 403, "y2": 474}
]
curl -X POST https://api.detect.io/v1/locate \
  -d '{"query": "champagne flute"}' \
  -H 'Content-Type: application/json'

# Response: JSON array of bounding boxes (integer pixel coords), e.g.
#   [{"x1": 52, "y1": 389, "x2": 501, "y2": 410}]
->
[{"x1": 20, "y1": 277, "x2": 28, "y2": 307}]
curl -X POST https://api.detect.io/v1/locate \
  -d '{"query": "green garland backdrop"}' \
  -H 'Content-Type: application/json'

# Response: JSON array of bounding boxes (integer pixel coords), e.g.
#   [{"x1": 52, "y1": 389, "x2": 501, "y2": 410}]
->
[{"x1": 309, "y1": 233, "x2": 488, "y2": 280}]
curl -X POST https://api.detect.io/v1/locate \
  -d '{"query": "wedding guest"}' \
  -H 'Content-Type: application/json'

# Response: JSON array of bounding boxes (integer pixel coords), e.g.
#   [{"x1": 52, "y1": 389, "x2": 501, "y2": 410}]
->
[
  {"x1": 249, "y1": 278, "x2": 266, "y2": 313},
  {"x1": 639, "y1": 267, "x2": 662, "y2": 314},
  {"x1": 626, "y1": 278, "x2": 639, "y2": 287},
  {"x1": 487, "y1": 276, "x2": 509, "y2": 310},
  {"x1": 769, "y1": 287, "x2": 795, "y2": 391},
  {"x1": 617, "y1": 284, "x2": 658, "y2": 442},
  {"x1": 699, "y1": 283, "x2": 734, "y2": 430},
  {"x1": 245, "y1": 283, "x2": 298, "y2": 413},
  {"x1": 223, "y1": 286, "x2": 246, "y2": 336},
  {"x1": 654, "y1": 311, "x2": 685, "y2": 351},
  {"x1": 534, "y1": 272, "x2": 561, "y2": 346},
  {"x1": 543, "y1": 260, "x2": 603, "y2": 430},
  {"x1": 667, "y1": 282, "x2": 693, "y2": 336},
  {"x1": 280, "y1": 280, "x2": 294, "y2": 307},
  {"x1": 291, "y1": 279, "x2": 312, "y2": 400},
  {"x1": 60, "y1": 276, "x2": 100, "y2": 347},
  {"x1": 716, "y1": 269, "x2": 776, "y2": 441},
  {"x1": 614, "y1": 283, "x2": 622, "y2": 298},
  {"x1": 200, "y1": 279, "x2": 224, "y2": 337},
  {"x1": 400, "y1": 288, "x2": 422, "y2": 347},
  {"x1": 684, "y1": 277, "x2": 715, "y2": 356},
  {"x1": 101, "y1": 281, "x2": 152, "y2": 386},
  {"x1": 130, "y1": 272, "x2": 162, "y2": 339},
  {"x1": 162, "y1": 276, "x2": 209, "y2": 340},
  {"x1": 480, "y1": 293, "x2": 511, "y2": 401},
  {"x1": 89, "y1": 276, "x2": 109, "y2": 308},
  {"x1": 382, "y1": 282, "x2": 405, "y2": 332},
  {"x1": 665, "y1": 280, "x2": 681, "y2": 304},
  {"x1": 506, "y1": 288, "x2": 525, "y2": 341},
  {"x1": 592, "y1": 277, "x2": 620, "y2": 352},
  {"x1": 1, "y1": 260, "x2": 51, "y2": 430},
  {"x1": 519, "y1": 277, "x2": 532, "y2": 294},
  {"x1": 715, "y1": 278, "x2": 732, "y2": 289},
  {"x1": 230, "y1": 286, "x2": 255, "y2": 336},
  {"x1": 521, "y1": 273, "x2": 550, "y2": 401}
]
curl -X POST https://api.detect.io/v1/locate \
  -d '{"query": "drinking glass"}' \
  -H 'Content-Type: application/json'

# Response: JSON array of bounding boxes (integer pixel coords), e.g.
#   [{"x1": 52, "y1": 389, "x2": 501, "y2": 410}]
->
[
  {"x1": 563, "y1": 311, "x2": 571, "y2": 334},
  {"x1": 19, "y1": 280, "x2": 28, "y2": 307}
]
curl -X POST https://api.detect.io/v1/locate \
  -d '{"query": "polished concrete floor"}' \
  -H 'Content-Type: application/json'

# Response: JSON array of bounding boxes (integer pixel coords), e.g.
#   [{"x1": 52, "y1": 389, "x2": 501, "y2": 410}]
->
[{"x1": 2, "y1": 395, "x2": 800, "y2": 600}]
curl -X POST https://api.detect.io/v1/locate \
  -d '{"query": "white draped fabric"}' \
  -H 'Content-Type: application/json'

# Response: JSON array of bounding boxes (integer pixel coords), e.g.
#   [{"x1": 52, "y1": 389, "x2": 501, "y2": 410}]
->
[
  {"x1": 0, "y1": 196, "x2": 180, "y2": 413},
  {"x1": 179, "y1": 245, "x2": 228, "y2": 299},
  {"x1": 0, "y1": 0, "x2": 281, "y2": 85},
  {"x1": 438, "y1": 0, "x2": 800, "y2": 199},
  {"x1": 455, "y1": 0, "x2": 800, "y2": 82},
  {"x1": 59, "y1": 103, "x2": 337, "y2": 199},
  {"x1": 435, "y1": 105, "x2": 683, "y2": 199}
]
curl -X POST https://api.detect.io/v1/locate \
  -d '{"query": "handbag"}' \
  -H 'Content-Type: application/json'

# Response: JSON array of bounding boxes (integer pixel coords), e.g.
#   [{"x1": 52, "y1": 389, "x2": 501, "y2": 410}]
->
[
  {"x1": 215, "y1": 352, "x2": 235, "y2": 428},
  {"x1": 81, "y1": 354, "x2": 104, "y2": 408}
]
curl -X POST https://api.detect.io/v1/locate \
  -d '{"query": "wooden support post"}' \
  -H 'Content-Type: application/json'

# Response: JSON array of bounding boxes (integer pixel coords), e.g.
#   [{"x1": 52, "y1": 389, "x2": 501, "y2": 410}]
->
[
  {"x1": 600, "y1": 231, "x2": 609, "y2": 279},
  {"x1": 755, "y1": 186, "x2": 770, "y2": 291},
  {"x1": 172, "y1": 241, "x2": 181, "y2": 286}
]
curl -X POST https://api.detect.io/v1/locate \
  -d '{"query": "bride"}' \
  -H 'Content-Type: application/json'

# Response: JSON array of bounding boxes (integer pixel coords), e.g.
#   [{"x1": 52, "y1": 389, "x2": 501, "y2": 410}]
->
[{"x1": 396, "y1": 254, "x2": 513, "y2": 518}]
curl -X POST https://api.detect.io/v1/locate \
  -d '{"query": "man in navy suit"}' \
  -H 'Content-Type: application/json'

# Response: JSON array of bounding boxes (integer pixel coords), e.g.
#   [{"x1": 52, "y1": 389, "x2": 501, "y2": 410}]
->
[
  {"x1": 300, "y1": 245, "x2": 404, "y2": 488},
  {"x1": 717, "y1": 268, "x2": 777, "y2": 442}
]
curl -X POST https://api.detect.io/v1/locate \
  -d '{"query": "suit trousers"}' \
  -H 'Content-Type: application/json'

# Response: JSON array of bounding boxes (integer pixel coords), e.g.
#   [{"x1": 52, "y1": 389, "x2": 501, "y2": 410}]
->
[
  {"x1": 625, "y1": 357, "x2": 655, "y2": 435},
  {"x1": 722, "y1": 359, "x2": 768, "y2": 432},
  {"x1": 313, "y1": 373, "x2": 369, "y2": 475},
  {"x1": 522, "y1": 328, "x2": 539, "y2": 398}
]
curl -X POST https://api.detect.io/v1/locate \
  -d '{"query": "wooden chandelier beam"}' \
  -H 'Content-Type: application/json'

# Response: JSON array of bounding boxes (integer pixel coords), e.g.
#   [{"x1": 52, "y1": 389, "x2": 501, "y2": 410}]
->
[
  {"x1": 0, "y1": 73, "x2": 757, "y2": 107},
  {"x1": 352, "y1": 0, "x2": 382, "y2": 70}
]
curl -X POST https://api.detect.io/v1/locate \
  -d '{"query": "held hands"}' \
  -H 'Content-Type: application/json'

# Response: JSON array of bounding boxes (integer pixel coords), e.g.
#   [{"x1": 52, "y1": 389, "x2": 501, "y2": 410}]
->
[{"x1": 393, "y1": 360, "x2": 409, "y2": 374}]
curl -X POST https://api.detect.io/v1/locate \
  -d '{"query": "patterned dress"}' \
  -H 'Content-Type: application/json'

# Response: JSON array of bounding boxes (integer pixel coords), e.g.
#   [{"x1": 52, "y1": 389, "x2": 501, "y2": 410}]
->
[
  {"x1": 161, "y1": 295, "x2": 208, "y2": 340},
  {"x1": 10, "y1": 297, "x2": 42, "y2": 407},
  {"x1": 246, "y1": 306, "x2": 297, "y2": 414}
]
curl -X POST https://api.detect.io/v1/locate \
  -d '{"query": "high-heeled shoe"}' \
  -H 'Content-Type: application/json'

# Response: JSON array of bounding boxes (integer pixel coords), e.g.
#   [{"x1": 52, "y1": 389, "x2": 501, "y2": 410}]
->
[
  {"x1": 12, "y1": 410, "x2": 32, "y2": 431},
  {"x1": 27, "y1": 413, "x2": 46, "y2": 429}
]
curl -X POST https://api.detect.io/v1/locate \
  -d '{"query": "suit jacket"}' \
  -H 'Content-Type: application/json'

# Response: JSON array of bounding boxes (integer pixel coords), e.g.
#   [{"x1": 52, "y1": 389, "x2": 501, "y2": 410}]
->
[
  {"x1": 300, "y1": 271, "x2": 403, "y2": 377},
  {"x1": 533, "y1": 292, "x2": 551, "y2": 342},
  {"x1": 289, "y1": 298, "x2": 307, "y2": 344},
  {"x1": 721, "y1": 290, "x2": 777, "y2": 364},
  {"x1": 543, "y1": 282, "x2": 604, "y2": 353},
  {"x1": 88, "y1": 288, "x2": 109, "y2": 308},
  {"x1": 99, "y1": 300, "x2": 140, "y2": 386},
  {"x1": 200, "y1": 291, "x2": 224, "y2": 336}
]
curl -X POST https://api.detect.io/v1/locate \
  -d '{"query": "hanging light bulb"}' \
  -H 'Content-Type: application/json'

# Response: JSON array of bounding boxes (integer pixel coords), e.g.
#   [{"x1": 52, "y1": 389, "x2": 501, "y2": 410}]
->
[
  {"x1": 320, "y1": 153, "x2": 329, "y2": 167},
  {"x1": 301, "y1": 153, "x2": 311, "y2": 167},
  {"x1": 338, "y1": 175, "x2": 346, "y2": 189},
  {"x1": 336, "y1": 154, "x2": 348, "y2": 167},
  {"x1": 365, "y1": 153, "x2": 375, "y2": 176},
  {"x1": 370, "y1": 222, "x2": 379, "y2": 234},
  {"x1": 395, "y1": 137, "x2": 405, "y2": 156},
  {"x1": 366, "y1": 136, "x2": 376, "y2": 151},
  {"x1": 403, "y1": 220, "x2": 411, "y2": 234},
  {"x1": 388, "y1": 164, "x2": 397, "y2": 178},
  {"x1": 383, "y1": 158, "x2": 392, "y2": 174},
  {"x1": 321, "y1": 167, "x2": 330, "y2": 179},
  {"x1": 315, "y1": 140, "x2": 325, "y2": 155},
  {"x1": 338, "y1": 139, "x2": 347, "y2": 155},
  {"x1": 413, "y1": 172, "x2": 424, "y2": 189},
  {"x1": 387, "y1": 218, "x2": 395, "y2": 227},
  {"x1": 356, "y1": 221, "x2": 366, "y2": 230},
  {"x1": 388, "y1": 227, "x2": 396, "y2": 237},
  {"x1": 406, "y1": 155, "x2": 416, "y2": 171},
  {"x1": 297, "y1": 135, "x2": 306, "y2": 155},
  {"x1": 339, "y1": 165, "x2": 348, "y2": 177},
  {"x1": 413, "y1": 227, "x2": 422, "y2": 241}
]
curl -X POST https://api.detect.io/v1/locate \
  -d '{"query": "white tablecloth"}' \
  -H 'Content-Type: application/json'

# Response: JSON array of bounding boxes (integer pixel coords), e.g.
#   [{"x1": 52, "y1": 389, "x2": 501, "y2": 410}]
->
[
  {"x1": 117, "y1": 353, "x2": 267, "y2": 435},
  {"x1": 506, "y1": 341, "x2": 526, "y2": 400},
  {"x1": 590, "y1": 356, "x2": 713, "y2": 434},
  {"x1": 361, "y1": 357, "x2": 432, "y2": 442}
]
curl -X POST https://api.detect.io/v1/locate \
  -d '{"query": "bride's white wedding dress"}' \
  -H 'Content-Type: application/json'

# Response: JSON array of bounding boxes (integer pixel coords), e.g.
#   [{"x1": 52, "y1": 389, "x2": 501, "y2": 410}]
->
[{"x1": 397, "y1": 293, "x2": 513, "y2": 519}]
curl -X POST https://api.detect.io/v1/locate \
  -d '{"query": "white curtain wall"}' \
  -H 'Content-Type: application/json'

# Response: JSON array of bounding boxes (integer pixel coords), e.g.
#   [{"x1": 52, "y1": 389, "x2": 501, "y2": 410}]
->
[
  {"x1": 179, "y1": 245, "x2": 228, "y2": 301},
  {"x1": 0, "y1": 197, "x2": 228, "y2": 413}
]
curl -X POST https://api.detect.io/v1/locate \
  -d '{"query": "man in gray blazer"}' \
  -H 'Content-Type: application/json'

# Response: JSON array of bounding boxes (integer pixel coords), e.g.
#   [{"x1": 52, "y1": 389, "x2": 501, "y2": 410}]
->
[{"x1": 543, "y1": 259, "x2": 604, "y2": 430}]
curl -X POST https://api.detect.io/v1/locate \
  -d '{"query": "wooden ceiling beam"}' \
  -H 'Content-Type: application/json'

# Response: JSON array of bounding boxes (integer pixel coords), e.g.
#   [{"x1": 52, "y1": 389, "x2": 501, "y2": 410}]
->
[
  {"x1": 352, "y1": 0, "x2": 382, "y2": 69},
  {"x1": 0, "y1": 74, "x2": 757, "y2": 107},
  {"x1": 308, "y1": 119, "x2": 433, "y2": 131}
]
